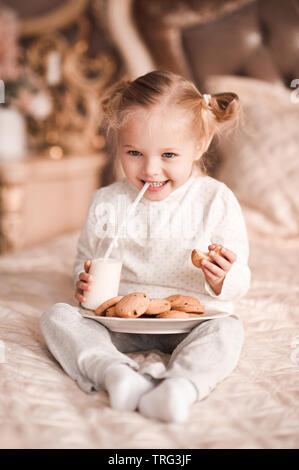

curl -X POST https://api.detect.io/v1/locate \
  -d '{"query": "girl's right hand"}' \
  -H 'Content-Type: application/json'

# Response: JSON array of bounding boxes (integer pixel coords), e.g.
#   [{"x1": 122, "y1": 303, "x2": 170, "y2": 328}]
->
[{"x1": 75, "y1": 260, "x2": 92, "y2": 304}]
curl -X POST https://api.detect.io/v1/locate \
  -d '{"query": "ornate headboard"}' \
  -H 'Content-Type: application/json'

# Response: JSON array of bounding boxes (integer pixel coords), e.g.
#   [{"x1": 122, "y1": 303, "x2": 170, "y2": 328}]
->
[{"x1": 105, "y1": 0, "x2": 299, "y2": 89}]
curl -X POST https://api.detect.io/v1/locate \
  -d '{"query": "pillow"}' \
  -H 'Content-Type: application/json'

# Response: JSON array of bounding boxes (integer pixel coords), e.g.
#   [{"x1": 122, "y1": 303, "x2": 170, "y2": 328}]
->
[{"x1": 205, "y1": 75, "x2": 299, "y2": 240}]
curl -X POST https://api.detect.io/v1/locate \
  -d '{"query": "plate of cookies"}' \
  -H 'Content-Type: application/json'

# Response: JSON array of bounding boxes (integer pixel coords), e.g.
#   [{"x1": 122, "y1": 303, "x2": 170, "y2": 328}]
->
[{"x1": 81, "y1": 292, "x2": 230, "y2": 334}]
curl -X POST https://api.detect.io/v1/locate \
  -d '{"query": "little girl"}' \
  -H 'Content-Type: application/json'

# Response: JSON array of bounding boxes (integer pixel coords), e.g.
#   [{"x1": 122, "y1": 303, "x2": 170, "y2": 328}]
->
[{"x1": 40, "y1": 70, "x2": 251, "y2": 423}]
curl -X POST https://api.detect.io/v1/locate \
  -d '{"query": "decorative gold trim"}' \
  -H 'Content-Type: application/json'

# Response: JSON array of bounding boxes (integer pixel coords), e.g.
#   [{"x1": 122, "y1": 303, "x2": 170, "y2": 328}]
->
[
  {"x1": 20, "y1": 0, "x2": 89, "y2": 37},
  {"x1": 23, "y1": 15, "x2": 116, "y2": 156}
]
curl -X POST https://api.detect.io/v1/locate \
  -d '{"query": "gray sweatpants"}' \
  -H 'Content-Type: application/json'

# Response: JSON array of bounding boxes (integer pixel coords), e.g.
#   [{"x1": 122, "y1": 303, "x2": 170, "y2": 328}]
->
[{"x1": 40, "y1": 303, "x2": 244, "y2": 401}]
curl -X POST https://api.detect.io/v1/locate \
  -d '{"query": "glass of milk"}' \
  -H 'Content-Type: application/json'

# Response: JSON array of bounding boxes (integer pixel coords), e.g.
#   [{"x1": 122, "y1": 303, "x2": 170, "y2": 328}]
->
[{"x1": 81, "y1": 238, "x2": 124, "y2": 311}]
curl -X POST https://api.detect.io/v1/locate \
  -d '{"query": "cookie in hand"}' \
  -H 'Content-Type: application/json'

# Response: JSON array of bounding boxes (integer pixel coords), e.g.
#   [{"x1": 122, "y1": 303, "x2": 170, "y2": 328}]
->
[{"x1": 191, "y1": 244, "x2": 223, "y2": 268}]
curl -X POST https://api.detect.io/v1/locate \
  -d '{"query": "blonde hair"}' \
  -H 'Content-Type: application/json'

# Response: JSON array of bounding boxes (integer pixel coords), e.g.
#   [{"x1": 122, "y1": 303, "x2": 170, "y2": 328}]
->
[{"x1": 101, "y1": 70, "x2": 241, "y2": 175}]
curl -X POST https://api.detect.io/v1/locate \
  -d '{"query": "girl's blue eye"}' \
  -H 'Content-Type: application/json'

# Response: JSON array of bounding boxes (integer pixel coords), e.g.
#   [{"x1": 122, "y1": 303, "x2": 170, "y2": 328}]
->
[
  {"x1": 127, "y1": 150, "x2": 176, "y2": 158},
  {"x1": 128, "y1": 150, "x2": 142, "y2": 156},
  {"x1": 163, "y1": 152, "x2": 176, "y2": 158}
]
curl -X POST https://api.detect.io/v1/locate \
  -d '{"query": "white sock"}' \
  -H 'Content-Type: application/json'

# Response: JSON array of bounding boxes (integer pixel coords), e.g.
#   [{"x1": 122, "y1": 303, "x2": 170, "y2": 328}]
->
[
  {"x1": 104, "y1": 363, "x2": 155, "y2": 412},
  {"x1": 138, "y1": 377, "x2": 198, "y2": 423}
]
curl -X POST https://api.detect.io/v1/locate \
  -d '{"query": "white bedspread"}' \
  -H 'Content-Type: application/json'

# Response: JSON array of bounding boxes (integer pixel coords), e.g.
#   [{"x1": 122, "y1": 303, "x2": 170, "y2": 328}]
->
[{"x1": 0, "y1": 230, "x2": 298, "y2": 449}]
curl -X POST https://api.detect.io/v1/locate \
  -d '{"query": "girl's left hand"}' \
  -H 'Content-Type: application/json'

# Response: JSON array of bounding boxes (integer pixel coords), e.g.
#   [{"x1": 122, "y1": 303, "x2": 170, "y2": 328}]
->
[{"x1": 200, "y1": 244, "x2": 237, "y2": 295}]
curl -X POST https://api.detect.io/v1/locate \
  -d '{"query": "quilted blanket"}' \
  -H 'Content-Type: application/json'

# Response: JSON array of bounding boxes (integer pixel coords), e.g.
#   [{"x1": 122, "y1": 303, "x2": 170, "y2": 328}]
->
[{"x1": 0, "y1": 230, "x2": 298, "y2": 449}]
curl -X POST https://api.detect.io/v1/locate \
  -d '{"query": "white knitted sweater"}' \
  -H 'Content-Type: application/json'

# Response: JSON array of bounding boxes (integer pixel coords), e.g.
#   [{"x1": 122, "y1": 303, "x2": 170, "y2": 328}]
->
[{"x1": 73, "y1": 172, "x2": 251, "y2": 314}]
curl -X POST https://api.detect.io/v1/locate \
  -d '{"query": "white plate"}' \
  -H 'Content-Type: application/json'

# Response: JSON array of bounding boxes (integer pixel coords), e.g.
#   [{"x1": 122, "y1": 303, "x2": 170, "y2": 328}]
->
[{"x1": 80, "y1": 310, "x2": 231, "y2": 334}]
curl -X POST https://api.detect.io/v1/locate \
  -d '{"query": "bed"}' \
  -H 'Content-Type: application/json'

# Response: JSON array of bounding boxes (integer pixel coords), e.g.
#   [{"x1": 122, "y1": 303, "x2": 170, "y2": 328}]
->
[{"x1": 1, "y1": 0, "x2": 299, "y2": 449}]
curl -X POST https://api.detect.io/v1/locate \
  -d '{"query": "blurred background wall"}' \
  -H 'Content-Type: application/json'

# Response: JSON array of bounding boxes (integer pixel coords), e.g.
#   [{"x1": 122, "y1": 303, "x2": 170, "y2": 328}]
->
[{"x1": 0, "y1": 0, "x2": 298, "y2": 252}]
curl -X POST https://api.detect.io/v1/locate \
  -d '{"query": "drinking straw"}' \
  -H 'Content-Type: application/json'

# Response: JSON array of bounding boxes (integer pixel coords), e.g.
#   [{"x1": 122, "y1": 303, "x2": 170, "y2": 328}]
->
[{"x1": 103, "y1": 182, "x2": 150, "y2": 260}]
